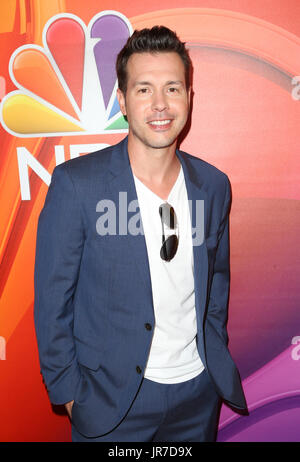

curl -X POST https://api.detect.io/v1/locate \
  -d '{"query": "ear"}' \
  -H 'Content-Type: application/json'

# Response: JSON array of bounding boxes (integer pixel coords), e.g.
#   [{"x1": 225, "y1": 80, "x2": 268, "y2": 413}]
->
[
  {"x1": 187, "y1": 87, "x2": 192, "y2": 105},
  {"x1": 117, "y1": 88, "x2": 127, "y2": 116}
]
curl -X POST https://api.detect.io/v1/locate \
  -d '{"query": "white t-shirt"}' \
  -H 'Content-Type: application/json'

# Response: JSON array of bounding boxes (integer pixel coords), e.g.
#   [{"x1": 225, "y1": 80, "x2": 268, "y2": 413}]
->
[{"x1": 133, "y1": 166, "x2": 204, "y2": 383}]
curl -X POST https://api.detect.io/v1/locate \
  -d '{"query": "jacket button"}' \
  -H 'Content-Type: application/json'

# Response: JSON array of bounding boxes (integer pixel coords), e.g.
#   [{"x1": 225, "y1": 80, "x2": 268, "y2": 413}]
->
[
  {"x1": 144, "y1": 323, "x2": 152, "y2": 331},
  {"x1": 136, "y1": 366, "x2": 142, "y2": 374}
]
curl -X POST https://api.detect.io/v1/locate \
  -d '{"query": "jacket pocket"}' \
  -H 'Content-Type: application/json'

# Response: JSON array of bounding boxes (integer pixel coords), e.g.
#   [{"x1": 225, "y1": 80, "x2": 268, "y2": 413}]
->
[
  {"x1": 75, "y1": 339, "x2": 104, "y2": 371},
  {"x1": 204, "y1": 317, "x2": 227, "y2": 352}
]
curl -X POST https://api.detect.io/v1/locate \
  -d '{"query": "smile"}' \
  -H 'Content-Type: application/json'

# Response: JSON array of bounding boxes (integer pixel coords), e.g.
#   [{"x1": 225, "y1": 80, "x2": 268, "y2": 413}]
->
[{"x1": 148, "y1": 119, "x2": 171, "y2": 126}]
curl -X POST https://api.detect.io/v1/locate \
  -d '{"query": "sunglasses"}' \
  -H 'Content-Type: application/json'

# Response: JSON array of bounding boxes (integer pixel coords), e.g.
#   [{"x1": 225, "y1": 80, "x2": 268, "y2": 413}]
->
[{"x1": 159, "y1": 202, "x2": 179, "y2": 262}]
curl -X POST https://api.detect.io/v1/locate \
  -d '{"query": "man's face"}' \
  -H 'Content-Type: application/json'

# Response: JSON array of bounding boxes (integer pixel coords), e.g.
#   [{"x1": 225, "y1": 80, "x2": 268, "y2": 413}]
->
[{"x1": 117, "y1": 52, "x2": 191, "y2": 152}]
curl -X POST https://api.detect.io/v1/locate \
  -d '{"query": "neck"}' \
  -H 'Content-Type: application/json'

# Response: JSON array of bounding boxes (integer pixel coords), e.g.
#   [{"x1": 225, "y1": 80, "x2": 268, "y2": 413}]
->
[{"x1": 127, "y1": 135, "x2": 180, "y2": 184}]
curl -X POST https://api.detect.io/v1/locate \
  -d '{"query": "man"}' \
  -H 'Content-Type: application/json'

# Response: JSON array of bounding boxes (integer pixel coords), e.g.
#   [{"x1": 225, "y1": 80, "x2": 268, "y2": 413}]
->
[{"x1": 34, "y1": 26, "x2": 247, "y2": 442}]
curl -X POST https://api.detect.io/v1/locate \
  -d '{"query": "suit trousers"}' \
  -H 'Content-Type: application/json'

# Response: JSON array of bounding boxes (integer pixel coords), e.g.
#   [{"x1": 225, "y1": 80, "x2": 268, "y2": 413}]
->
[{"x1": 71, "y1": 368, "x2": 222, "y2": 442}]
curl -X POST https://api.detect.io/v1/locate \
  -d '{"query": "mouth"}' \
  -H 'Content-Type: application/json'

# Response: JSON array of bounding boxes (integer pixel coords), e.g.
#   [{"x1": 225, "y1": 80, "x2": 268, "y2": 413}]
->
[{"x1": 147, "y1": 119, "x2": 173, "y2": 130}]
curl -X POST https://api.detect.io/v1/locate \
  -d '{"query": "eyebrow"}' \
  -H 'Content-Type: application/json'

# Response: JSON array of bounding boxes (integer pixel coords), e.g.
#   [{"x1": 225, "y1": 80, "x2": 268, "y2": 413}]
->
[
  {"x1": 166, "y1": 80, "x2": 184, "y2": 86},
  {"x1": 134, "y1": 81, "x2": 152, "y2": 87},
  {"x1": 133, "y1": 80, "x2": 184, "y2": 87}
]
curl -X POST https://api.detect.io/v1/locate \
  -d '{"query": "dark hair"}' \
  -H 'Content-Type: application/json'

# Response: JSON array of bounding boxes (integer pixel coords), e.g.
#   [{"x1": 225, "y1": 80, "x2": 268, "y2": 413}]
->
[{"x1": 116, "y1": 26, "x2": 192, "y2": 94}]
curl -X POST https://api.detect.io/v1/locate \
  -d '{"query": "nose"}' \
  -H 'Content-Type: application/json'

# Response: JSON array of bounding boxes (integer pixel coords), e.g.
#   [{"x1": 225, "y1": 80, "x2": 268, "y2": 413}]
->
[{"x1": 151, "y1": 90, "x2": 168, "y2": 112}]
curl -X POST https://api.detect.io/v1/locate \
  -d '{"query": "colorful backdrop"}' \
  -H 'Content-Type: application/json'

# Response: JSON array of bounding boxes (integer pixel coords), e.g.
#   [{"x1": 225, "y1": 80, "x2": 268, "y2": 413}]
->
[{"x1": 0, "y1": 0, "x2": 299, "y2": 442}]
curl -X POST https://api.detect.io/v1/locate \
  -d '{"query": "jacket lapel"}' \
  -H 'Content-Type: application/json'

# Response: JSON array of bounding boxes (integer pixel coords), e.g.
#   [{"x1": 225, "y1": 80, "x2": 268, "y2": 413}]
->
[
  {"x1": 106, "y1": 137, "x2": 154, "y2": 305},
  {"x1": 176, "y1": 149, "x2": 209, "y2": 331}
]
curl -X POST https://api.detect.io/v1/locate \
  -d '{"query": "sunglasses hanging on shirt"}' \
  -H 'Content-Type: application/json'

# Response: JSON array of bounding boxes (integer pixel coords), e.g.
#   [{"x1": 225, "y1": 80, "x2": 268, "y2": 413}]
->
[{"x1": 159, "y1": 202, "x2": 179, "y2": 262}]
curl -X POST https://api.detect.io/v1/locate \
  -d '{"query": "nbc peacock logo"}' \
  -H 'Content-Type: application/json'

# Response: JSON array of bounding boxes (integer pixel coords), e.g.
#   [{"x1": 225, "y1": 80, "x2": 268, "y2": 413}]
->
[{"x1": 0, "y1": 11, "x2": 132, "y2": 138}]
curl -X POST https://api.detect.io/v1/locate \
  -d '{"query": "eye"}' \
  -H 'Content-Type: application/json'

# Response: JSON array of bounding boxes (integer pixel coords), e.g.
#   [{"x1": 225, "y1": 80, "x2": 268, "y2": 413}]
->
[
  {"x1": 168, "y1": 87, "x2": 179, "y2": 93},
  {"x1": 137, "y1": 87, "x2": 149, "y2": 94}
]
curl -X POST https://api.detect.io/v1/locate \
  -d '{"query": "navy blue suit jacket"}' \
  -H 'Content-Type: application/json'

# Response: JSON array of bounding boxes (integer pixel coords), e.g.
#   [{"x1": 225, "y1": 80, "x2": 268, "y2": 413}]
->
[{"x1": 34, "y1": 136, "x2": 247, "y2": 437}]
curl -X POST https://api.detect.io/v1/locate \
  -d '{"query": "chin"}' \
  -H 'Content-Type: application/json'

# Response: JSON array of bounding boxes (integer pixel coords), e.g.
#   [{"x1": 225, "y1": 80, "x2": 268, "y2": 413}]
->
[
  {"x1": 148, "y1": 142, "x2": 174, "y2": 149},
  {"x1": 145, "y1": 135, "x2": 178, "y2": 150}
]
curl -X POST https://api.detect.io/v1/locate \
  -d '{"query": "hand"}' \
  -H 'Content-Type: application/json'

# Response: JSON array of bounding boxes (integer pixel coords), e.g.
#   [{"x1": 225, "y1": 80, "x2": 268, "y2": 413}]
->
[{"x1": 65, "y1": 400, "x2": 74, "y2": 419}]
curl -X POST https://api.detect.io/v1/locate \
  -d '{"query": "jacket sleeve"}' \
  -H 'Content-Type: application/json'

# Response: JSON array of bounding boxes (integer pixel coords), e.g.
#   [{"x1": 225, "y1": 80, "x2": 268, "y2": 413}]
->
[
  {"x1": 206, "y1": 176, "x2": 231, "y2": 346},
  {"x1": 34, "y1": 162, "x2": 85, "y2": 405}
]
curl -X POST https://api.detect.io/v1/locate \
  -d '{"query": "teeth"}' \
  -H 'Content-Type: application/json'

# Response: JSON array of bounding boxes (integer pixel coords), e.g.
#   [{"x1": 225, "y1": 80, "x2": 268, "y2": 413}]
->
[{"x1": 149, "y1": 120, "x2": 171, "y2": 126}]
